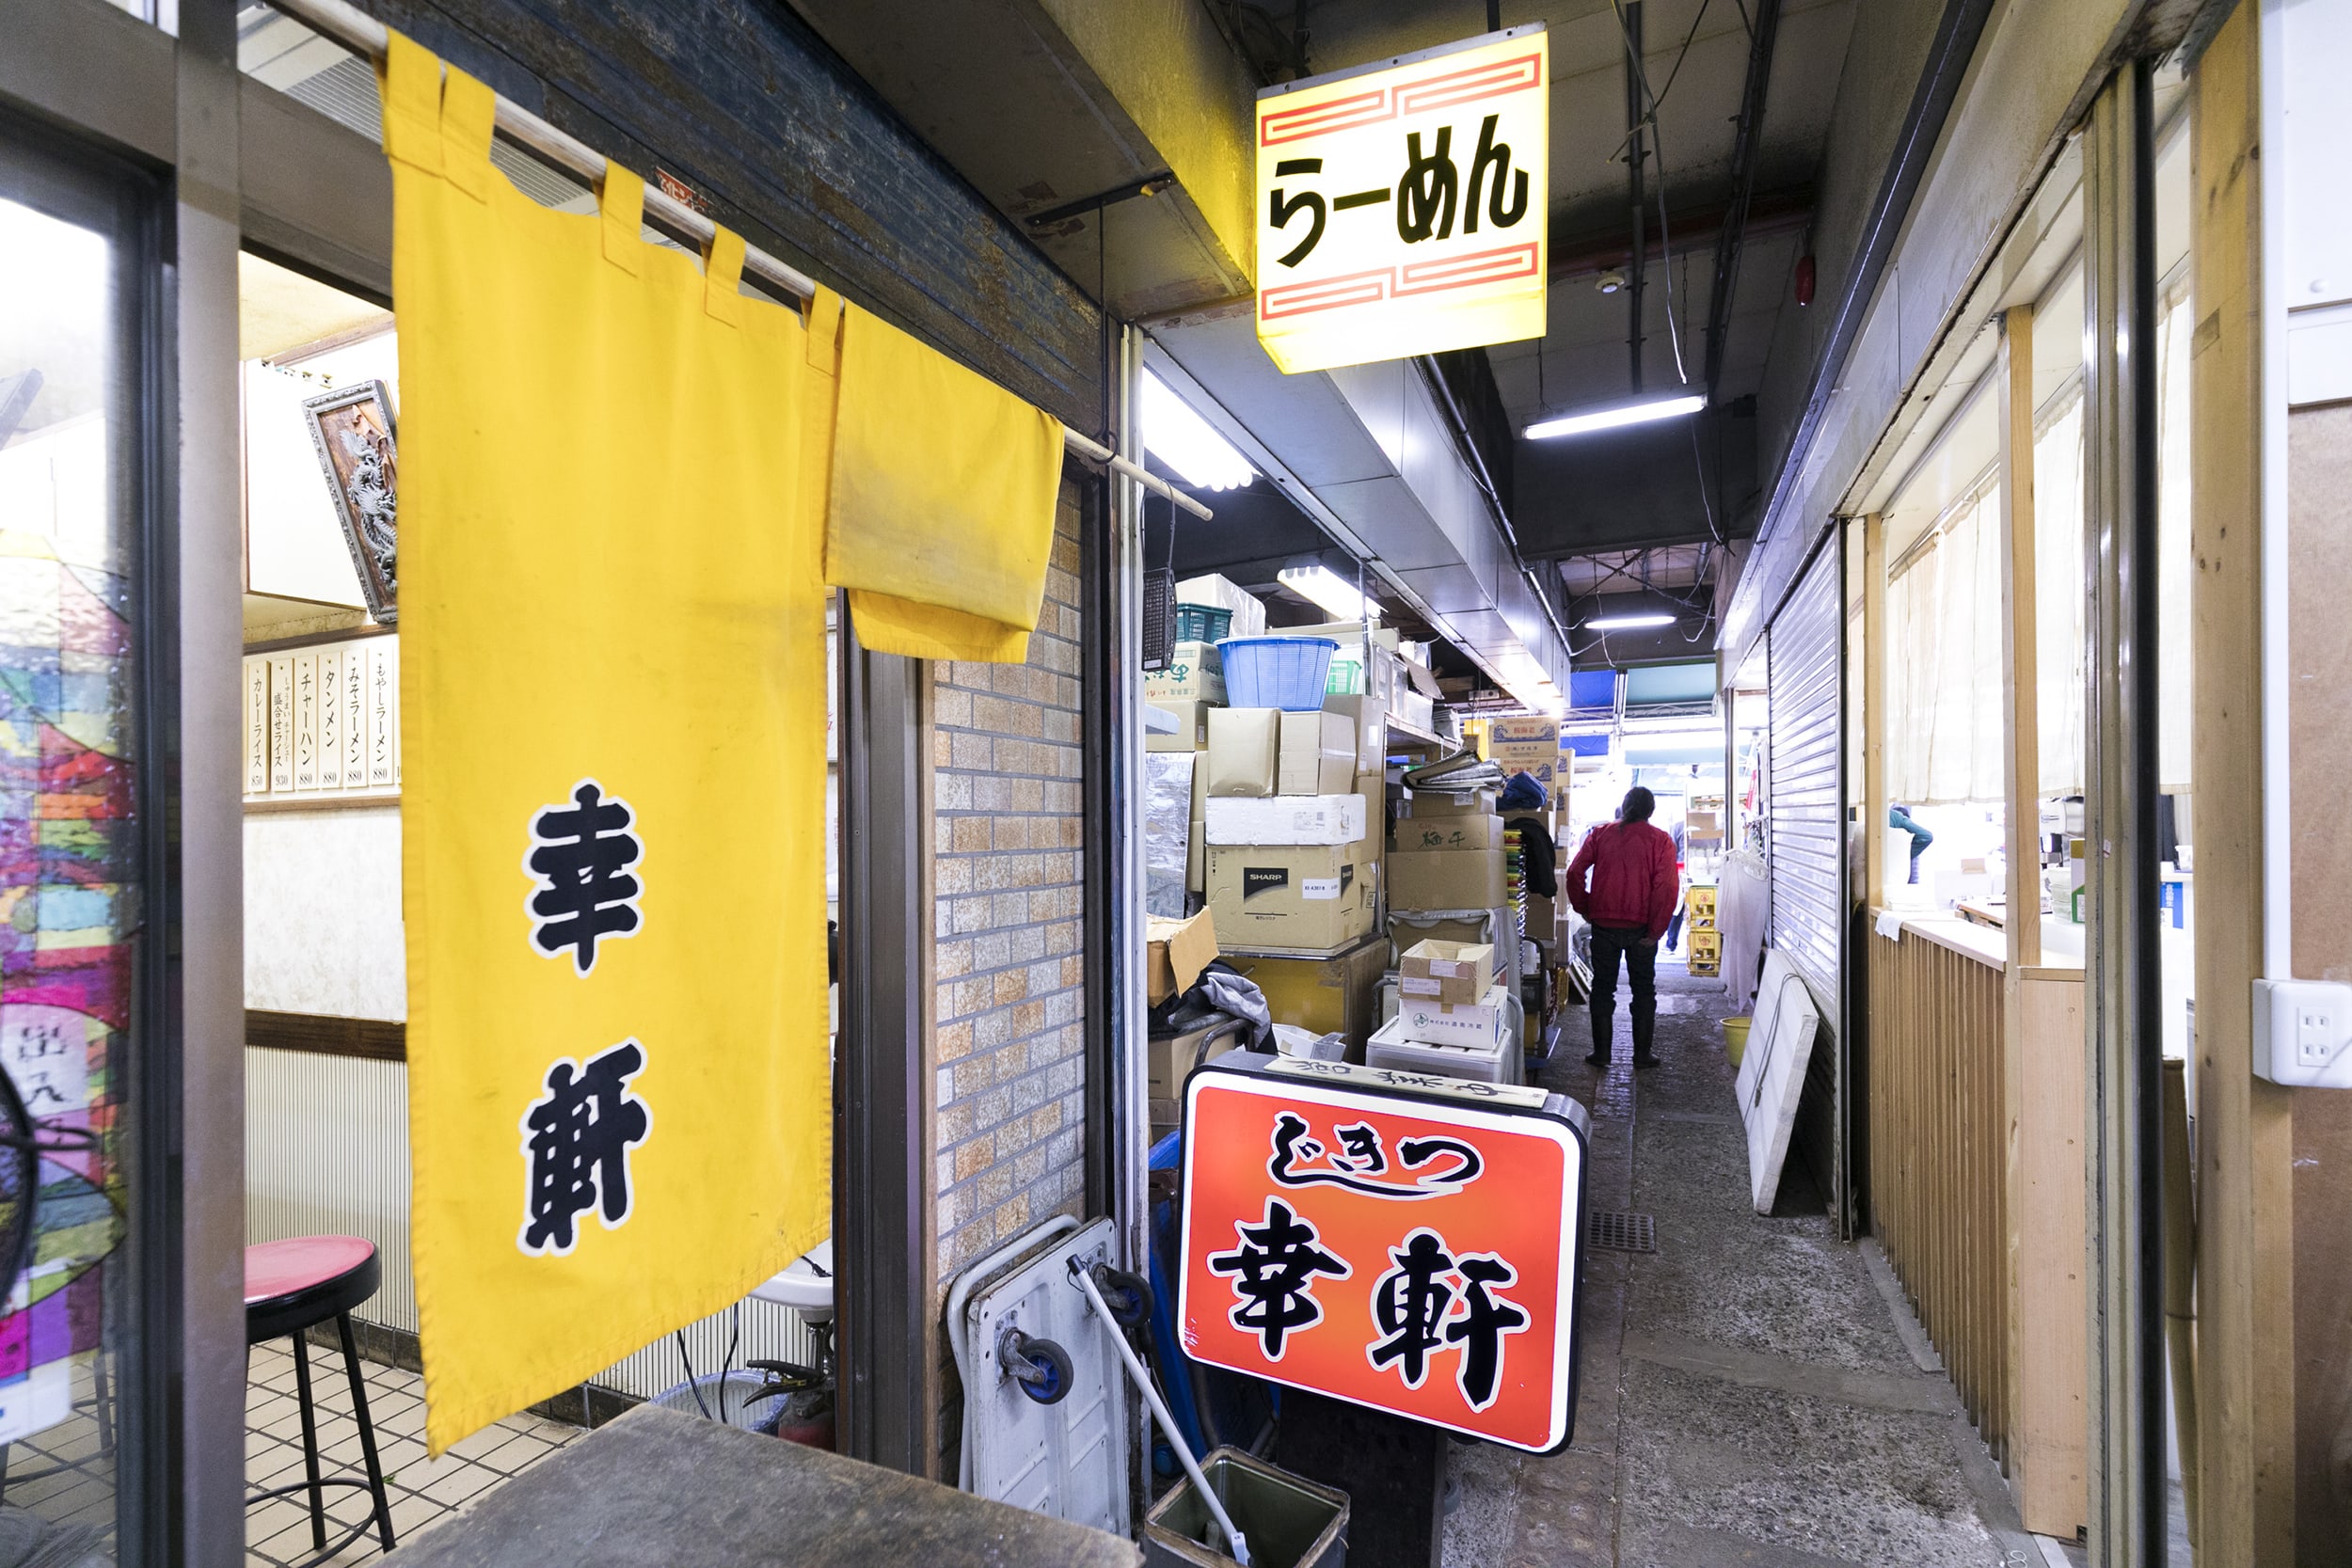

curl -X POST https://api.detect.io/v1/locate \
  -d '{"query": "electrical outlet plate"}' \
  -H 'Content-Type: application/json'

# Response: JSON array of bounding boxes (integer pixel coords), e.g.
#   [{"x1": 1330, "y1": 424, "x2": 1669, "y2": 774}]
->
[{"x1": 2252, "y1": 978, "x2": 2352, "y2": 1086}]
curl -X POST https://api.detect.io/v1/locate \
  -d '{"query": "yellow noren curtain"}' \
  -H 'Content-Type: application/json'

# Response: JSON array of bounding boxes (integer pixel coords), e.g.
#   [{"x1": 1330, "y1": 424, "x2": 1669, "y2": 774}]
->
[
  {"x1": 809, "y1": 288, "x2": 1066, "y2": 662},
  {"x1": 385, "y1": 34, "x2": 830, "y2": 1452}
]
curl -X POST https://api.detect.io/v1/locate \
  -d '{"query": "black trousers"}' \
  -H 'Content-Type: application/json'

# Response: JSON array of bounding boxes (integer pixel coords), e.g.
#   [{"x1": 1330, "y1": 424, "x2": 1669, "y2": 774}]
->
[{"x1": 1588, "y1": 925, "x2": 1657, "y2": 1062}]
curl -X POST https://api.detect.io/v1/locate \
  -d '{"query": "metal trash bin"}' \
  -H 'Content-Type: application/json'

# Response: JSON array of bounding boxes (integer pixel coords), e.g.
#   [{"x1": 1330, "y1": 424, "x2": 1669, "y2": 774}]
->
[{"x1": 1142, "y1": 1446, "x2": 1347, "y2": 1568}]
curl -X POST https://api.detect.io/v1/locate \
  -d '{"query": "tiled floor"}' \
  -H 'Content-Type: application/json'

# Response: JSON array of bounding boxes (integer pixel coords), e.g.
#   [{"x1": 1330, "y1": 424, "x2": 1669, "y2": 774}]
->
[{"x1": 243, "y1": 1338, "x2": 582, "y2": 1567}]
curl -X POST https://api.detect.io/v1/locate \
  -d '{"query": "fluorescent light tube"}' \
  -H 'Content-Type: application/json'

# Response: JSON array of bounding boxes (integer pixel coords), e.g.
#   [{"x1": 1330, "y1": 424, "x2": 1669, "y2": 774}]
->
[
  {"x1": 1583, "y1": 612, "x2": 1677, "y2": 631},
  {"x1": 1144, "y1": 372, "x2": 1256, "y2": 490},
  {"x1": 1278, "y1": 565, "x2": 1375, "y2": 622},
  {"x1": 1524, "y1": 393, "x2": 1706, "y2": 441}
]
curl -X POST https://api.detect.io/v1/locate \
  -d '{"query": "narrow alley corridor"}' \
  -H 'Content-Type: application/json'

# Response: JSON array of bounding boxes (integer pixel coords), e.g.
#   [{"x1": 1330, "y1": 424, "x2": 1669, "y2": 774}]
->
[{"x1": 1445, "y1": 968, "x2": 2055, "y2": 1568}]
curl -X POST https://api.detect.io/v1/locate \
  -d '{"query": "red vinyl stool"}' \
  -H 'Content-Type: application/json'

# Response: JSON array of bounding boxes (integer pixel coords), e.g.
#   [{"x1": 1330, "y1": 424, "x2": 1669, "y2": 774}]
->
[{"x1": 245, "y1": 1237, "x2": 396, "y2": 1564}]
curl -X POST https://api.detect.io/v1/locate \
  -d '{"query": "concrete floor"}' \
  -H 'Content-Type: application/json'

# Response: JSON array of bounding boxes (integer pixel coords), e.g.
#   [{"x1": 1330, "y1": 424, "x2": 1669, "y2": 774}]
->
[{"x1": 1442, "y1": 963, "x2": 2072, "y2": 1568}]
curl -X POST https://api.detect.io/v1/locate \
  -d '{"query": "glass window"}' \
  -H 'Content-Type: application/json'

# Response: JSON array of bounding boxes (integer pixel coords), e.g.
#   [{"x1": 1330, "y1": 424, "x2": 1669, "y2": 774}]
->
[{"x1": 0, "y1": 151, "x2": 148, "y2": 1561}]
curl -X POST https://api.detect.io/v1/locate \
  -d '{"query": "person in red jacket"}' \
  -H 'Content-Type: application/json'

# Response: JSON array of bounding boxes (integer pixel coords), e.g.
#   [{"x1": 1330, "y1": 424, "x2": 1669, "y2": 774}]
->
[{"x1": 1564, "y1": 786, "x2": 1681, "y2": 1068}]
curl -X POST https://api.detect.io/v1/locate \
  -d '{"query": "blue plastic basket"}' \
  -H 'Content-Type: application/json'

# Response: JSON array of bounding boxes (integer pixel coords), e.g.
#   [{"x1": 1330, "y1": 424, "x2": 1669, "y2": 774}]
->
[{"x1": 1216, "y1": 636, "x2": 1339, "y2": 711}]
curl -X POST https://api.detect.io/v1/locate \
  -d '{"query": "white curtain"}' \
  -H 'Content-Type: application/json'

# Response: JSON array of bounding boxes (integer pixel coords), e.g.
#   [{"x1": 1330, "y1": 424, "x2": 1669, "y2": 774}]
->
[
  {"x1": 2035, "y1": 394, "x2": 2088, "y2": 796},
  {"x1": 1885, "y1": 482, "x2": 2006, "y2": 805},
  {"x1": 2156, "y1": 293, "x2": 2194, "y2": 794}
]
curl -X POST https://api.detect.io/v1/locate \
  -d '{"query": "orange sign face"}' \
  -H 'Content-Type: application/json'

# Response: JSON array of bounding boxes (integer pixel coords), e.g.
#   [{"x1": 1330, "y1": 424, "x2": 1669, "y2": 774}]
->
[{"x1": 1177, "y1": 1057, "x2": 1587, "y2": 1452}]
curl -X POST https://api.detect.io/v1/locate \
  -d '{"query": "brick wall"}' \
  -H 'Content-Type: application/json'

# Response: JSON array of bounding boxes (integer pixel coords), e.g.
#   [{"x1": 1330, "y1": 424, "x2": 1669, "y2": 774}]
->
[{"x1": 930, "y1": 480, "x2": 1089, "y2": 1366}]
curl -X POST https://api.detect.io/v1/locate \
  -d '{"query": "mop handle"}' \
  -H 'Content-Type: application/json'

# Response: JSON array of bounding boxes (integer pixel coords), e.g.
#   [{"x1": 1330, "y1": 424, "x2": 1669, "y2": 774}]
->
[{"x1": 1070, "y1": 1260, "x2": 1251, "y2": 1567}]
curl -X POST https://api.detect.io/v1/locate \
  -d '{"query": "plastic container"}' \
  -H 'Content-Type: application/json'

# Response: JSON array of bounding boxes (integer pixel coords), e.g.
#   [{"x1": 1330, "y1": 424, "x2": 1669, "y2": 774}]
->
[
  {"x1": 1216, "y1": 636, "x2": 1339, "y2": 712},
  {"x1": 648, "y1": 1370, "x2": 792, "y2": 1434},
  {"x1": 1174, "y1": 603, "x2": 1234, "y2": 643},
  {"x1": 1722, "y1": 1015, "x2": 1752, "y2": 1068},
  {"x1": 1143, "y1": 1447, "x2": 1349, "y2": 1568}
]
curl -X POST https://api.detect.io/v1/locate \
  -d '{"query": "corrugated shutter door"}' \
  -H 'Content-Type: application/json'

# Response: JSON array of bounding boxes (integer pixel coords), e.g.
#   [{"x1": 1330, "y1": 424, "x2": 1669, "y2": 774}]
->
[{"x1": 1767, "y1": 547, "x2": 1842, "y2": 1018}]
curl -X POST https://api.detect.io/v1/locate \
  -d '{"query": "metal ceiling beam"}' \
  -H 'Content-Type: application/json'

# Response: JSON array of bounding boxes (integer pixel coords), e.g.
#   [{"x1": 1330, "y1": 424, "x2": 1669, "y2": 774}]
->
[{"x1": 1702, "y1": 0, "x2": 1785, "y2": 400}]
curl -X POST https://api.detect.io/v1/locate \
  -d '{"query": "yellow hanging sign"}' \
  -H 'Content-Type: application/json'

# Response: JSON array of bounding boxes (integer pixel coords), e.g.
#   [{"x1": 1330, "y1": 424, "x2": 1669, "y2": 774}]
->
[
  {"x1": 1255, "y1": 27, "x2": 1549, "y2": 375},
  {"x1": 382, "y1": 34, "x2": 832, "y2": 1452}
]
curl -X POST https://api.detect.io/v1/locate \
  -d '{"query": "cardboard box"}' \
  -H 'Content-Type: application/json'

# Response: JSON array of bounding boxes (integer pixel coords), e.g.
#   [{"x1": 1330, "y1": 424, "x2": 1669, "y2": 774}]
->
[
  {"x1": 1320, "y1": 694, "x2": 1388, "y2": 771},
  {"x1": 1235, "y1": 933, "x2": 1389, "y2": 1050},
  {"x1": 1399, "y1": 787, "x2": 1498, "y2": 818},
  {"x1": 1388, "y1": 846, "x2": 1506, "y2": 911},
  {"x1": 1279, "y1": 710, "x2": 1356, "y2": 796},
  {"x1": 1393, "y1": 815, "x2": 1504, "y2": 854},
  {"x1": 1525, "y1": 894, "x2": 1557, "y2": 944},
  {"x1": 1146, "y1": 698, "x2": 1216, "y2": 752},
  {"x1": 1487, "y1": 716, "x2": 1558, "y2": 753},
  {"x1": 1204, "y1": 793, "x2": 1366, "y2": 846},
  {"x1": 1205, "y1": 706, "x2": 1281, "y2": 798},
  {"x1": 1144, "y1": 641, "x2": 1226, "y2": 704},
  {"x1": 1146, "y1": 909, "x2": 1217, "y2": 1006},
  {"x1": 1207, "y1": 839, "x2": 1377, "y2": 953},
  {"x1": 1393, "y1": 981, "x2": 1510, "y2": 1050},
  {"x1": 1150, "y1": 1018, "x2": 1245, "y2": 1100},
  {"x1": 1399, "y1": 940, "x2": 1496, "y2": 1006}
]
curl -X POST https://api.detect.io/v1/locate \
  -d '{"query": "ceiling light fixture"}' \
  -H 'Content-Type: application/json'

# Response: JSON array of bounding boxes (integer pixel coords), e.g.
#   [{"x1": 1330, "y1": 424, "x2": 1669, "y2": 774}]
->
[
  {"x1": 1277, "y1": 564, "x2": 1376, "y2": 622},
  {"x1": 1144, "y1": 371, "x2": 1257, "y2": 490},
  {"x1": 1582, "y1": 612, "x2": 1677, "y2": 631},
  {"x1": 1524, "y1": 392, "x2": 1706, "y2": 441}
]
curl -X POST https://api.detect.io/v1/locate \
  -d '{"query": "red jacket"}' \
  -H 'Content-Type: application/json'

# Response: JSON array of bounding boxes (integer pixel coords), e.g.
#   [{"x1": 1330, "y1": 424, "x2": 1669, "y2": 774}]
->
[{"x1": 1564, "y1": 820, "x2": 1679, "y2": 941}]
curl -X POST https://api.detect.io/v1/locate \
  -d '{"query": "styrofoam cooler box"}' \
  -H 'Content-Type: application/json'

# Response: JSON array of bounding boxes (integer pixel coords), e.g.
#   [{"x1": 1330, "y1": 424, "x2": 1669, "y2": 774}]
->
[
  {"x1": 1380, "y1": 976, "x2": 1522, "y2": 1055},
  {"x1": 1368, "y1": 1014, "x2": 1514, "y2": 1085},
  {"x1": 1394, "y1": 982, "x2": 1509, "y2": 1050}
]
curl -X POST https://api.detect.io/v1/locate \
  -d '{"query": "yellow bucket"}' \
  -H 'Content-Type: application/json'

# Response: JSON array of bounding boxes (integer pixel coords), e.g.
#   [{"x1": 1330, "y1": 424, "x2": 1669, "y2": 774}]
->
[{"x1": 1722, "y1": 1015, "x2": 1753, "y2": 1068}]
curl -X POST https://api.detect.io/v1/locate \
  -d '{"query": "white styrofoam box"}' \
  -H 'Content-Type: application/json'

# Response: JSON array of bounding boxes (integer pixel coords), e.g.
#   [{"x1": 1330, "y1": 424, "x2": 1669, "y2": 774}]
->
[
  {"x1": 1368, "y1": 1014, "x2": 1513, "y2": 1085},
  {"x1": 1393, "y1": 982, "x2": 1508, "y2": 1049},
  {"x1": 1203, "y1": 793, "x2": 1366, "y2": 847},
  {"x1": 963, "y1": 1217, "x2": 1130, "y2": 1536},
  {"x1": 1175, "y1": 574, "x2": 1267, "y2": 639}
]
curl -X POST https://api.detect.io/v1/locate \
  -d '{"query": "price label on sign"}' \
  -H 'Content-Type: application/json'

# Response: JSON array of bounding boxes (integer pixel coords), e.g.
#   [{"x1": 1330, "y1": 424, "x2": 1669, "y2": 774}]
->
[{"x1": 1178, "y1": 1054, "x2": 1588, "y2": 1451}]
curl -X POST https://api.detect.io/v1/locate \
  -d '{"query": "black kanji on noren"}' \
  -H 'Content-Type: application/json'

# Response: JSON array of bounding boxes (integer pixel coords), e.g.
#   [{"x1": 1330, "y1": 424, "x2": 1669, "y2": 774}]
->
[
  {"x1": 518, "y1": 1039, "x2": 651, "y2": 1257},
  {"x1": 526, "y1": 780, "x2": 643, "y2": 974},
  {"x1": 1207, "y1": 1196, "x2": 1350, "y2": 1359},
  {"x1": 1370, "y1": 1229, "x2": 1458, "y2": 1388},
  {"x1": 1446, "y1": 1252, "x2": 1529, "y2": 1410}
]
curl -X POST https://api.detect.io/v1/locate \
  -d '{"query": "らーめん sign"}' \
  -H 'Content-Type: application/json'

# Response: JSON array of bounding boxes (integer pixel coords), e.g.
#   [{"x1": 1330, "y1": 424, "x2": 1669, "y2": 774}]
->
[
  {"x1": 1177, "y1": 1054, "x2": 1587, "y2": 1451},
  {"x1": 1255, "y1": 26, "x2": 1549, "y2": 374}
]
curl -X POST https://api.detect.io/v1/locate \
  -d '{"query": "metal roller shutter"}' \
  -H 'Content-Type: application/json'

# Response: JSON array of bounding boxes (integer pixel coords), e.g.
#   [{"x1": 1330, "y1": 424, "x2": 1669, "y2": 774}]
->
[{"x1": 1767, "y1": 546, "x2": 1843, "y2": 1019}]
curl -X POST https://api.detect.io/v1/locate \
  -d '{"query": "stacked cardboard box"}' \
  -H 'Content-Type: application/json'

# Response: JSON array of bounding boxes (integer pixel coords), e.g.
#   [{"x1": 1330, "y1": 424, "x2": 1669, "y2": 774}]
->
[
  {"x1": 1370, "y1": 940, "x2": 1514, "y2": 1085},
  {"x1": 1486, "y1": 715, "x2": 1560, "y2": 794},
  {"x1": 1203, "y1": 707, "x2": 1381, "y2": 955},
  {"x1": 1685, "y1": 883, "x2": 1720, "y2": 976}
]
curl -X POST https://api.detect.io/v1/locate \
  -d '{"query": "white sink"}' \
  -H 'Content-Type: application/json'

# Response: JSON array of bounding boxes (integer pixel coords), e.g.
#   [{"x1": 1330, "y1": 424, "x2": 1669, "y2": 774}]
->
[{"x1": 749, "y1": 1239, "x2": 835, "y2": 1323}]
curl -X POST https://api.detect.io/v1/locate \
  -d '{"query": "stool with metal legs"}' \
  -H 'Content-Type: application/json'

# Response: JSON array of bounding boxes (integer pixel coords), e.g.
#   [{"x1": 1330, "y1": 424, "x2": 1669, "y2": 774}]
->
[{"x1": 244, "y1": 1236, "x2": 396, "y2": 1564}]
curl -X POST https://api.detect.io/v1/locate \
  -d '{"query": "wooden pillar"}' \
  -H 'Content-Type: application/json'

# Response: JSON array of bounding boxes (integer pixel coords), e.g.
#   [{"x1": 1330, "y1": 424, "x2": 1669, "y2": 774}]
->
[
  {"x1": 1998, "y1": 305, "x2": 2042, "y2": 972},
  {"x1": 1862, "y1": 513, "x2": 1887, "y2": 913},
  {"x1": 2188, "y1": 8, "x2": 2298, "y2": 1561}
]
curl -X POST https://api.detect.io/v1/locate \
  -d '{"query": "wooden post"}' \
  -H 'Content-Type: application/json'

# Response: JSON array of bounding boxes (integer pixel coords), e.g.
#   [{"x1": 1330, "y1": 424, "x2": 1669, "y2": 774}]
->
[
  {"x1": 2189, "y1": 8, "x2": 2298, "y2": 1560},
  {"x1": 1862, "y1": 513, "x2": 1887, "y2": 913},
  {"x1": 1995, "y1": 300, "x2": 2090, "y2": 1534},
  {"x1": 1998, "y1": 305, "x2": 2042, "y2": 972}
]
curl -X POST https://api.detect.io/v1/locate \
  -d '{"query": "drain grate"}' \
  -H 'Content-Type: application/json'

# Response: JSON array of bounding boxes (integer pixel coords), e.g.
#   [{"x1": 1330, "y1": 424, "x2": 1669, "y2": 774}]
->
[{"x1": 1587, "y1": 1211, "x2": 1657, "y2": 1254}]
